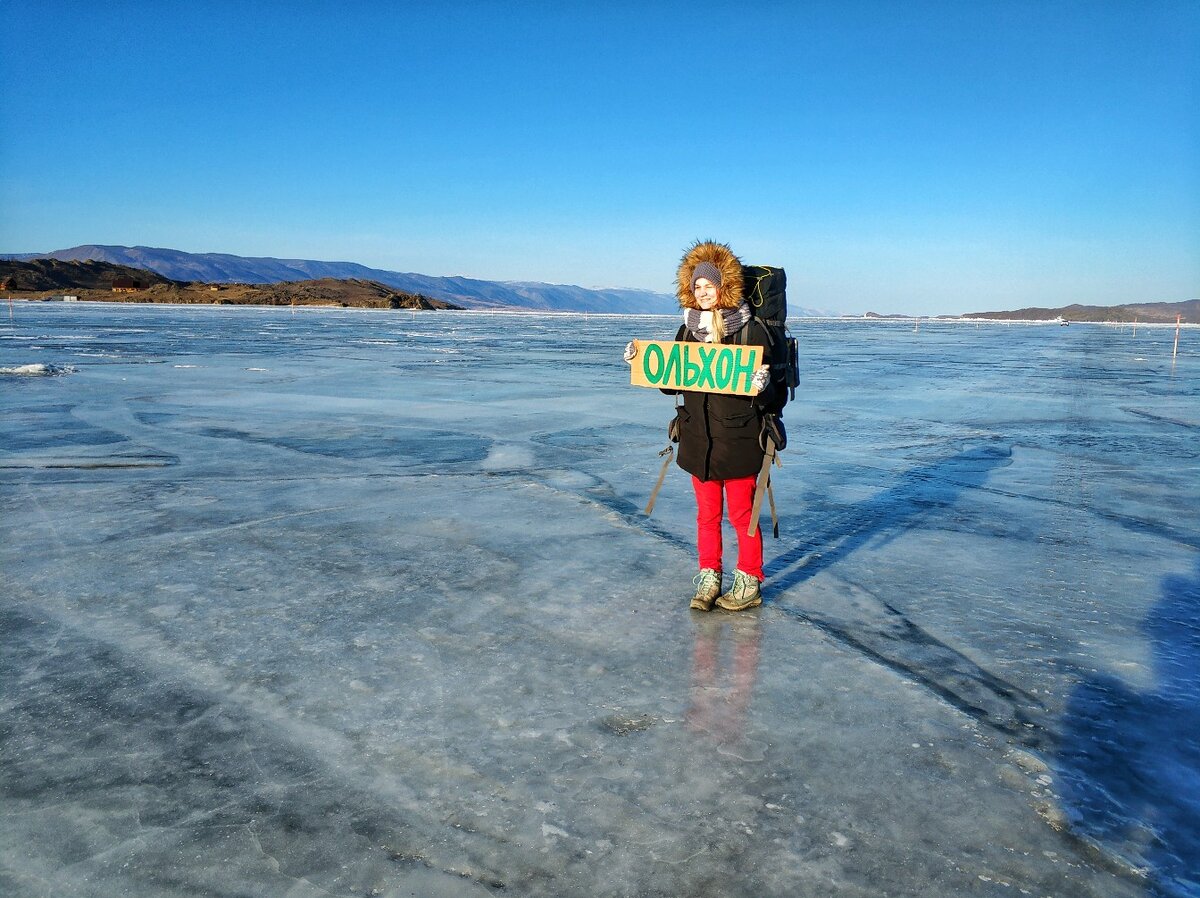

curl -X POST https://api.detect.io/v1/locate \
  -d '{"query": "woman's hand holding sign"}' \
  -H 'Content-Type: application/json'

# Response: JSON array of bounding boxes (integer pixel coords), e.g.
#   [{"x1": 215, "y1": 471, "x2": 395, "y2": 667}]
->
[{"x1": 750, "y1": 365, "x2": 770, "y2": 394}]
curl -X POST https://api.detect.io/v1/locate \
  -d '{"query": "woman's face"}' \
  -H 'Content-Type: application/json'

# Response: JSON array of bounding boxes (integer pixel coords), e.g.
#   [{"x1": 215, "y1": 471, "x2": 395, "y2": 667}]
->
[{"x1": 693, "y1": 277, "x2": 720, "y2": 310}]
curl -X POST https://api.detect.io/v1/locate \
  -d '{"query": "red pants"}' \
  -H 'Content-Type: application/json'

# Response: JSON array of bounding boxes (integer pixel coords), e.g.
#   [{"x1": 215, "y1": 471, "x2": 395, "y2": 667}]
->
[{"x1": 691, "y1": 475, "x2": 763, "y2": 580}]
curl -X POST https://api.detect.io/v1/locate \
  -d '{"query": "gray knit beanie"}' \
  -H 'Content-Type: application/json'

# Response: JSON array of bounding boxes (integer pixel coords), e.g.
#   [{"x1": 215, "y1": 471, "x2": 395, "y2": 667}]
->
[{"x1": 690, "y1": 260, "x2": 722, "y2": 289}]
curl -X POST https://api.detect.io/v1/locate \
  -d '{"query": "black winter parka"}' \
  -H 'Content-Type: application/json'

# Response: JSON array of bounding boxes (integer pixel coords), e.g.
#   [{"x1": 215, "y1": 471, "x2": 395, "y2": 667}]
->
[{"x1": 666, "y1": 322, "x2": 777, "y2": 482}]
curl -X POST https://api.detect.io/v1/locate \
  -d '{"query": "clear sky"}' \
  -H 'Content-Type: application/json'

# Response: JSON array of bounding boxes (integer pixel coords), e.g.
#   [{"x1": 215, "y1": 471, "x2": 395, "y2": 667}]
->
[{"x1": 2, "y1": 0, "x2": 1197, "y2": 315}]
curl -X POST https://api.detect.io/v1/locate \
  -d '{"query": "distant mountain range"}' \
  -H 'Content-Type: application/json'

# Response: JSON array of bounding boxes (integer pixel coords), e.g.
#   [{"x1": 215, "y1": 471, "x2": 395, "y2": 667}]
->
[
  {"x1": 1, "y1": 245, "x2": 687, "y2": 314},
  {"x1": 0, "y1": 244, "x2": 848, "y2": 316},
  {"x1": 8, "y1": 245, "x2": 1188, "y2": 321}
]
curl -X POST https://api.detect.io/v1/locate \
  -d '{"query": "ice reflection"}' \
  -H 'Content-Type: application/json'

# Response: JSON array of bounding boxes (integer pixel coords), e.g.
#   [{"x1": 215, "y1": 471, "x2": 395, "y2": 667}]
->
[
  {"x1": 686, "y1": 615, "x2": 762, "y2": 755},
  {"x1": 1057, "y1": 558, "x2": 1200, "y2": 895}
]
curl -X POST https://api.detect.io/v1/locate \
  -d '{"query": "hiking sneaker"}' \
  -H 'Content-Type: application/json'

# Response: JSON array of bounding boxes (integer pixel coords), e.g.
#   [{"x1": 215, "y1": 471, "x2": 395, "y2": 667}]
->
[
  {"x1": 690, "y1": 569, "x2": 722, "y2": 611},
  {"x1": 715, "y1": 570, "x2": 762, "y2": 611}
]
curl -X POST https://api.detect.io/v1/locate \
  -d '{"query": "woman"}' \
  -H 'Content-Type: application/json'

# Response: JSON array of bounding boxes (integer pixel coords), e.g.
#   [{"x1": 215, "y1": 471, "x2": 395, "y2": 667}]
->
[{"x1": 632, "y1": 240, "x2": 773, "y2": 611}]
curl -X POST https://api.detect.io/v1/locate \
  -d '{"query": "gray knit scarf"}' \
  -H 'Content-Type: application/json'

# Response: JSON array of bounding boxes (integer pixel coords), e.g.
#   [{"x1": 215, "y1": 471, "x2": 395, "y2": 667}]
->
[{"x1": 683, "y1": 302, "x2": 752, "y2": 343}]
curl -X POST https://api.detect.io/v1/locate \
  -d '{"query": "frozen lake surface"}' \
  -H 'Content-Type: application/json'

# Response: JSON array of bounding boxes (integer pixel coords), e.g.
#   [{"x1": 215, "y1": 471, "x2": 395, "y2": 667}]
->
[{"x1": 2, "y1": 302, "x2": 1198, "y2": 898}]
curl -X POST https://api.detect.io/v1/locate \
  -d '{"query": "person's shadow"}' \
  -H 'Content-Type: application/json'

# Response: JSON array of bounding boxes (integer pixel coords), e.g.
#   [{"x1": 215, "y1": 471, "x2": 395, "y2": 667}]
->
[
  {"x1": 762, "y1": 442, "x2": 1054, "y2": 743},
  {"x1": 1055, "y1": 558, "x2": 1200, "y2": 897},
  {"x1": 766, "y1": 441, "x2": 1012, "y2": 592}
]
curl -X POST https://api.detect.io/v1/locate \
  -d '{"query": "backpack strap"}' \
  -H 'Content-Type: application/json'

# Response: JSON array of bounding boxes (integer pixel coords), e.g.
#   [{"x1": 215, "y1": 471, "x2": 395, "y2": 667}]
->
[
  {"x1": 645, "y1": 396, "x2": 683, "y2": 517},
  {"x1": 736, "y1": 316, "x2": 777, "y2": 351},
  {"x1": 766, "y1": 475, "x2": 779, "y2": 539},
  {"x1": 747, "y1": 432, "x2": 781, "y2": 538},
  {"x1": 643, "y1": 444, "x2": 675, "y2": 516}
]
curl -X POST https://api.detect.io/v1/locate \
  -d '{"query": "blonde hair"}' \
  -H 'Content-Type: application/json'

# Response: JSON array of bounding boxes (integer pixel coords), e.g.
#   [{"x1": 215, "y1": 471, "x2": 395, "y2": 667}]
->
[{"x1": 710, "y1": 305, "x2": 726, "y2": 342}]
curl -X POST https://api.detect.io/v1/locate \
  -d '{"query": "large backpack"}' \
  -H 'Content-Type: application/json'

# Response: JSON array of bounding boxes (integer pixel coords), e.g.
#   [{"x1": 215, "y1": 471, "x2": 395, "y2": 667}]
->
[
  {"x1": 736, "y1": 265, "x2": 796, "y2": 537},
  {"x1": 736, "y1": 265, "x2": 799, "y2": 415}
]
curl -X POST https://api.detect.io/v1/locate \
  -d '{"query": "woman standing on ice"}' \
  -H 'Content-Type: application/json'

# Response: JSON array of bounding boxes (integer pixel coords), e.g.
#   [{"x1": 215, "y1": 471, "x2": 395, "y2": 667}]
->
[{"x1": 628, "y1": 240, "x2": 773, "y2": 612}]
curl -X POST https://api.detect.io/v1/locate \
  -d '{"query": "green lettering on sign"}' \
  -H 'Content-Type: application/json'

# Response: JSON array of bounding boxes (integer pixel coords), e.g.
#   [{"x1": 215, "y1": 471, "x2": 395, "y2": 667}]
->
[
  {"x1": 732, "y1": 347, "x2": 757, "y2": 393},
  {"x1": 663, "y1": 343, "x2": 682, "y2": 385},
  {"x1": 696, "y1": 345, "x2": 718, "y2": 389},
  {"x1": 642, "y1": 343, "x2": 665, "y2": 384},
  {"x1": 682, "y1": 344, "x2": 702, "y2": 387},
  {"x1": 714, "y1": 349, "x2": 733, "y2": 389}
]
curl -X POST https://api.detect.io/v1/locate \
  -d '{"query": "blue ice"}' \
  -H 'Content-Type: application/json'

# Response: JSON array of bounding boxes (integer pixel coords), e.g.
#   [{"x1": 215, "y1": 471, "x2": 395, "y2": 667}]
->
[{"x1": 2, "y1": 302, "x2": 1197, "y2": 897}]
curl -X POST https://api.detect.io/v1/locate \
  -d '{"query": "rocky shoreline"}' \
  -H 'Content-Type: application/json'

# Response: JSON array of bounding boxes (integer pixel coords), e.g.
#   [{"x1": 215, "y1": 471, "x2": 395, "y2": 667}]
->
[{"x1": 0, "y1": 259, "x2": 461, "y2": 310}]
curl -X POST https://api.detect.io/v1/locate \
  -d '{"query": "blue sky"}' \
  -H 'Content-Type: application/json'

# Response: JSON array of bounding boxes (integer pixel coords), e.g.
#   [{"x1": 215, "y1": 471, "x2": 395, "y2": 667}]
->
[{"x1": 2, "y1": 0, "x2": 1197, "y2": 315}]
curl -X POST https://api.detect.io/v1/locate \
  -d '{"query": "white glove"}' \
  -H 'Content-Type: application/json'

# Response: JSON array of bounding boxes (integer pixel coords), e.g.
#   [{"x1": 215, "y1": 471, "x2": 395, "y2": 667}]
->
[
  {"x1": 750, "y1": 365, "x2": 770, "y2": 393},
  {"x1": 623, "y1": 341, "x2": 637, "y2": 362}
]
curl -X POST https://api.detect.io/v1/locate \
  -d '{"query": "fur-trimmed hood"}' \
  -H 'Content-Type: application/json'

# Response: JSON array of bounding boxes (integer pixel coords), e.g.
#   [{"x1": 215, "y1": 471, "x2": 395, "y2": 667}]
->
[{"x1": 676, "y1": 240, "x2": 744, "y2": 310}]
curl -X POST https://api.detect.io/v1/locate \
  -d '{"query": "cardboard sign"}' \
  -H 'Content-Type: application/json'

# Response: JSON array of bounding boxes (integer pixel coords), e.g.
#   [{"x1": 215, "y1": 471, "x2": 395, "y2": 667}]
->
[{"x1": 626, "y1": 340, "x2": 762, "y2": 395}]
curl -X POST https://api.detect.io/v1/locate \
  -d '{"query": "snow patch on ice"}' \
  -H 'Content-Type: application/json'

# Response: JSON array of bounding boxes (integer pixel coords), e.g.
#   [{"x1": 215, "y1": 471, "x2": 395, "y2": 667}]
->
[
  {"x1": 0, "y1": 363, "x2": 76, "y2": 376},
  {"x1": 481, "y1": 444, "x2": 534, "y2": 470}
]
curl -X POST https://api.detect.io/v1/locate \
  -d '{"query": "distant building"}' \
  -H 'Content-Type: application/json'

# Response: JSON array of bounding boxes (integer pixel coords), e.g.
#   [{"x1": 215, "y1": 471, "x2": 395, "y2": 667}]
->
[
  {"x1": 111, "y1": 277, "x2": 144, "y2": 292},
  {"x1": 46, "y1": 295, "x2": 80, "y2": 302}
]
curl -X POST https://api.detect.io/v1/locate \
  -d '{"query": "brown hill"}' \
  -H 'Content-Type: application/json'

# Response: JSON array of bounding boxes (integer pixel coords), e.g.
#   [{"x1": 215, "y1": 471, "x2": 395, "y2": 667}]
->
[
  {"x1": 0, "y1": 260, "x2": 461, "y2": 310},
  {"x1": 187, "y1": 278, "x2": 463, "y2": 309},
  {"x1": 0, "y1": 258, "x2": 180, "y2": 292}
]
